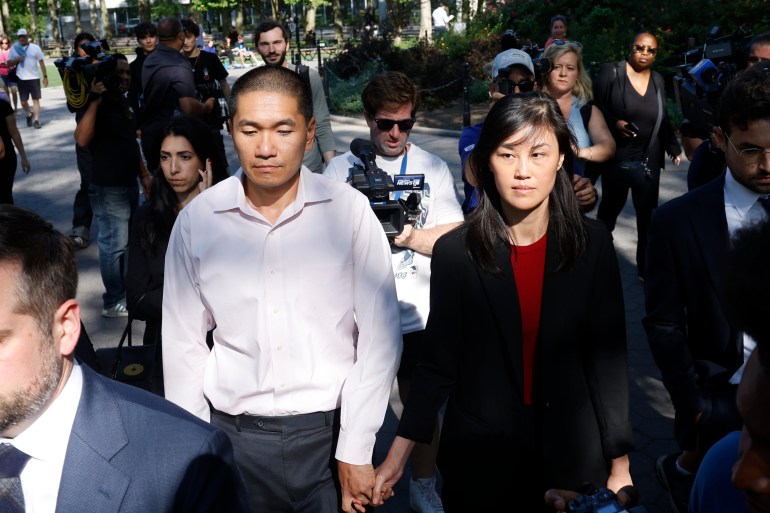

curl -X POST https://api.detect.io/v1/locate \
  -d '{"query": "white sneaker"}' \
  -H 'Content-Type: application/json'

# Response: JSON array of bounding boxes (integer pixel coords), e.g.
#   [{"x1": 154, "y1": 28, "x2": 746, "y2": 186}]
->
[
  {"x1": 409, "y1": 477, "x2": 444, "y2": 513},
  {"x1": 102, "y1": 299, "x2": 129, "y2": 318}
]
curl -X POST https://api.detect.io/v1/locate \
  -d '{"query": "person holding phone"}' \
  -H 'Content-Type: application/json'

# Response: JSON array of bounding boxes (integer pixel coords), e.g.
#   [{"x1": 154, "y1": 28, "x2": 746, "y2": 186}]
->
[{"x1": 593, "y1": 32, "x2": 682, "y2": 280}]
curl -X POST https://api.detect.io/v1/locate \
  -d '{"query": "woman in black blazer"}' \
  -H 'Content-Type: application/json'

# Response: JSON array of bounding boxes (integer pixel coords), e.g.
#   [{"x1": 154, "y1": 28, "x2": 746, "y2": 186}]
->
[
  {"x1": 126, "y1": 116, "x2": 228, "y2": 346},
  {"x1": 371, "y1": 93, "x2": 634, "y2": 512}
]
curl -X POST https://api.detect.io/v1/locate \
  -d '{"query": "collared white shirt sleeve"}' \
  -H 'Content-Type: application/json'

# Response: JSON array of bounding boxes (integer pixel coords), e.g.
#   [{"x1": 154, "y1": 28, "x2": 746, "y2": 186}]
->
[
  {"x1": 1, "y1": 363, "x2": 83, "y2": 513},
  {"x1": 163, "y1": 171, "x2": 402, "y2": 464}
]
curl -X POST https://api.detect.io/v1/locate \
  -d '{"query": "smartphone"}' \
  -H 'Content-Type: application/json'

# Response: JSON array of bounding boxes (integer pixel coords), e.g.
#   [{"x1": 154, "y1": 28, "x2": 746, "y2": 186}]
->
[{"x1": 625, "y1": 122, "x2": 640, "y2": 135}]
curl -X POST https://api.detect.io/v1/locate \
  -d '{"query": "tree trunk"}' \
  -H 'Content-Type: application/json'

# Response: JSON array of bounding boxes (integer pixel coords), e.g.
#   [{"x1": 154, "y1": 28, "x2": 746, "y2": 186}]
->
[
  {"x1": 47, "y1": 0, "x2": 60, "y2": 43},
  {"x1": 74, "y1": 0, "x2": 83, "y2": 35},
  {"x1": 223, "y1": 9, "x2": 232, "y2": 36},
  {"x1": 420, "y1": 0, "x2": 432, "y2": 42},
  {"x1": 100, "y1": 0, "x2": 111, "y2": 39},
  {"x1": 89, "y1": 0, "x2": 99, "y2": 36},
  {"x1": 236, "y1": 1, "x2": 245, "y2": 34},
  {"x1": 0, "y1": 7, "x2": 5, "y2": 36},
  {"x1": 0, "y1": 0, "x2": 8, "y2": 37},
  {"x1": 333, "y1": 0, "x2": 343, "y2": 42},
  {"x1": 269, "y1": 0, "x2": 279, "y2": 20},
  {"x1": 468, "y1": 0, "x2": 478, "y2": 20},
  {"x1": 305, "y1": 5, "x2": 316, "y2": 34},
  {"x1": 139, "y1": 0, "x2": 151, "y2": 22}
]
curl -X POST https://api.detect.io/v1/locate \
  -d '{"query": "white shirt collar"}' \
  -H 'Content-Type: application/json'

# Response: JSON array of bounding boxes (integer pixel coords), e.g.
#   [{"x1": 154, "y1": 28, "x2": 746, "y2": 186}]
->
[{"x1": 724, "y1": 166, "x2": 764, "y2": 219}]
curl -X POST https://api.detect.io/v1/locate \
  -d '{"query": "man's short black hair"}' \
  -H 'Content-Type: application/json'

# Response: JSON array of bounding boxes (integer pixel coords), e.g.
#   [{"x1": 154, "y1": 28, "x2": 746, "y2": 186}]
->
[
  {"x1": 134, "y1": 22, "x2": 157, "y2": 40},
  {"x1": 229, "y1": 66, "x2": 313, "y2": 123},
  {"x1": 254, "y1": 20, "x2": 289, "y2": 45},
  {"x1": 718, "y1": 60, "x2": 770, "y2": 134},
  {"x1": 157, "y1": 18, "x2": 183, "y2": 43},
  {"x1": 181, "y1": 19, "x2": 200, "y2": 38},
  {"x1": 73, "y1": 32, "x2": 95, "y2": 54},
  {"x1": 0, "y1": 205, "x2": 78, "y2": 336},
  {"x1": 751, "y1": 32, "x2": 770, "y2": 49}
]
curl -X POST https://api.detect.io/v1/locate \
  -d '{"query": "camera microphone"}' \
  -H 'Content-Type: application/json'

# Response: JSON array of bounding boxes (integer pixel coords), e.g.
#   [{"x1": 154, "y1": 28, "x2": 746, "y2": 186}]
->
[{"x1": 351, "y1": 138, "x2": 378, "y2": 174}]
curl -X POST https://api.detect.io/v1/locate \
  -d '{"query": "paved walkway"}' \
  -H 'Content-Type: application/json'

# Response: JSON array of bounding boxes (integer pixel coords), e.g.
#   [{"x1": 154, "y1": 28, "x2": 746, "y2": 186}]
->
[{"x1": 10, "y1": 61, "x2": 686, "y2": 513}]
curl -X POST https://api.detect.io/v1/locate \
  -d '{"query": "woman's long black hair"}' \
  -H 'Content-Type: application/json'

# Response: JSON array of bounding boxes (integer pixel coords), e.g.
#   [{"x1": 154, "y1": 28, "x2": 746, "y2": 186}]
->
[
  {"x1": 139, "y1": 116, "x2": 229, "y2": 255},
  {"x1": 466, "y1": 92, "x2": 586, "y2": 274}
]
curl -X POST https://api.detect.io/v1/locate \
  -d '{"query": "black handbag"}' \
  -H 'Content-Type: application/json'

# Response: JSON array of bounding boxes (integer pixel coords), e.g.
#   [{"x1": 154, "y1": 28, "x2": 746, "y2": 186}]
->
[{"x1": 95, "y1": 316, "x2": 158, "y2": 391}]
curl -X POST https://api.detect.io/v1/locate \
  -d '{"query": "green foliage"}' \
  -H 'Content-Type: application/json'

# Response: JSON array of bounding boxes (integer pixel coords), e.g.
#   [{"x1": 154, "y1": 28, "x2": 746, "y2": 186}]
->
[
  {"x1": 327, "y1": 61, "x2": 380, "y2": 113},
  {"x1": 151, "y1": 0, "x2": 183, "y2": 18}
]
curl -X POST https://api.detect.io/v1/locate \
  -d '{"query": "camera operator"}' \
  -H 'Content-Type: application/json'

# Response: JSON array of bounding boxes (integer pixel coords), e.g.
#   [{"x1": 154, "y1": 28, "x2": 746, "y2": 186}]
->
[
  {"x1": 459, "y1": 48, "x2": 596, "y2": 214},
  {"x1": 74, "y1": 53, "x2": 147, "y2": 318},
  {"x1": 324, "y1": 71, "x2": 463, "y2": 513},
  {"x1": 180, "y1": 19, "x2": 230, "y2": 173},
  {"x1": 686, "y1": 32, "x2": 770, "y2": 191},
  {"x1": 140, "y1": 18, "x2": 214, "y2": 172},
  {"x1": 66, "y1": 32, "x2": 98, "y2": 249}
]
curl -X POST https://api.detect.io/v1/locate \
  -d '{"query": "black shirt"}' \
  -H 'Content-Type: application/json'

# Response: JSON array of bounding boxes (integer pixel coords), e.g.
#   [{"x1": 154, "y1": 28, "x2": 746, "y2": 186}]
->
[
  {"x1": 89, "y1": 94, "x2": 140, "y2": 187},
  {"x1": 187, "y1": 50, "x2": 228, "y2": 129}
]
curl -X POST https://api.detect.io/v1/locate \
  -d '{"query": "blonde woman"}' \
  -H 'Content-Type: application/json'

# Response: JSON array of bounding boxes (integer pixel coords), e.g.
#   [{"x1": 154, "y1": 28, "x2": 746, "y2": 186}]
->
[{"x1": 543, "y1": 42, "x2": 615, "y2": 180}]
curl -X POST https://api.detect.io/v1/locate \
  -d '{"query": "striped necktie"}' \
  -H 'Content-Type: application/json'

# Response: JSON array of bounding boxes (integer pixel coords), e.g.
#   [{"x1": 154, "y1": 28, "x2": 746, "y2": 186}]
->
[{"x1": 0, "y1": 443, "x2": 30, "y2": 513}]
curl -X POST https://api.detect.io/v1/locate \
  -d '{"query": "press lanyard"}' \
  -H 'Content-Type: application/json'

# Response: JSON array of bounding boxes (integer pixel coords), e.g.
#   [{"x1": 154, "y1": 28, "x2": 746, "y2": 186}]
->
[{"x1": 394, "y1": 148, "x2": 408, "y2": 200}]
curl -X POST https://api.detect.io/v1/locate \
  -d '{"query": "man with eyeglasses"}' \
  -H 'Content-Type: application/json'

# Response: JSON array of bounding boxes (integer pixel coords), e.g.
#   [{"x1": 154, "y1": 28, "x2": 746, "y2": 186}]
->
[
  {"x1": 324, "y1": 70, "x2": 464, "y2": 513},
  {"x1": 644, "y1": 60, "x2": 770, "y2": 513},
  {"x1": 459, "y1": 48, "x2": 596, "y2": 214},
  {"x1": 6, "y1": 29, "x2": 47, "y2": 129}
]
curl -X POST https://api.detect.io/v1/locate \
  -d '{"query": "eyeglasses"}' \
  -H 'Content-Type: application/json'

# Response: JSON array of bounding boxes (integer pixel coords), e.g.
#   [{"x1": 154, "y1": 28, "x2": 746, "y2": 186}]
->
[
  {"x1": 552, "y1": 39, "x2": 582, "y2": 49},
  {"x1": 633, "y1": 44, "x2": 657, "y2": 56},
  {"x1": 0, "y1": 41, "x2": 8, "y2": 45},
  {"x1": 722, "y1": 129, "x2": 770, "y2": 165},
  {"x1": 747, "y1": 55, "x2": 768, "y2": 64},
  {"x1": 372, "y1": 117, "x2": 416, "y2": 132}
]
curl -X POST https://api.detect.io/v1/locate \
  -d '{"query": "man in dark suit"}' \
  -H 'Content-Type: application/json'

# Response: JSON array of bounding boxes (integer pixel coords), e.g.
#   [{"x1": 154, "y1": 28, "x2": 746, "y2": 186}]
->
[
  {"x1": 643, "y1": 62, "x2": 770, "y2": 513},
  {"x1": 0, "y1": 204, "x2": 249, "y2": 513}
]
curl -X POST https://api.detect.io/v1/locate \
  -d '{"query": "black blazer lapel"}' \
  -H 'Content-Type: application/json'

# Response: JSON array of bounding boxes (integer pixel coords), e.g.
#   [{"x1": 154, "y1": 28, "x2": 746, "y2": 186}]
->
[
  {"x1": 689, "y1": 176, "x2": 730, "y2": 298},
  {"x1": 475, "y1": 240, "x2": 524, "y2": 400}
]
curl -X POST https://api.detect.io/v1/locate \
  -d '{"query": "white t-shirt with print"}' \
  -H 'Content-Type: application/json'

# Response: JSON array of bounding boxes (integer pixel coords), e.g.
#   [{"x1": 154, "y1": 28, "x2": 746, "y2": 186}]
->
[
  {"x1": 324, "y1": 143, "x2": 464, "y2": 334},
  {"x1": 9, "y1": 42, "x2": 44, "y2": 81}
]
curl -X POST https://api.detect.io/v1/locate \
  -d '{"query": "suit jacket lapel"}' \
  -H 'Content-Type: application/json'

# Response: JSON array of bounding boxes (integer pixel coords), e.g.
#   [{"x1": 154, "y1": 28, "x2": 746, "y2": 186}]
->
[
  {"x1": 690, "y1": 175, "x2": 730, "y2": 297},
  {"x1": 56, "y1": 366, "x2": 130, "y2": 513},
  {"x1": 476, "y1": 240, "x2": 524, "y2": 400}
]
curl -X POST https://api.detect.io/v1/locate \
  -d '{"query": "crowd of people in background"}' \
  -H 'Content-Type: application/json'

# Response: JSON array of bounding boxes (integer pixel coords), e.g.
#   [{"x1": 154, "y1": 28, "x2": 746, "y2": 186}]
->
[{"x1": 1, "y1": 12, "x2": 770, "y2": 513}]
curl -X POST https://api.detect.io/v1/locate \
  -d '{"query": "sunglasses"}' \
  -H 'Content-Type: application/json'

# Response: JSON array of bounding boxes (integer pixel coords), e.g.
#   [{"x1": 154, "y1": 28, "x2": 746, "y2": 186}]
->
[
  {"x1": 552, "y1": 39, "x2": 583, "y2": 49},
  {"x1": 372, "y1": 117, "x2": 416, "y2": 132},
  {"x1": 498, "y1": 77, "x2": 535, "y2": 94},
  {"x1": 633, "y1": 44, "x2": 657, "y2": 56}
]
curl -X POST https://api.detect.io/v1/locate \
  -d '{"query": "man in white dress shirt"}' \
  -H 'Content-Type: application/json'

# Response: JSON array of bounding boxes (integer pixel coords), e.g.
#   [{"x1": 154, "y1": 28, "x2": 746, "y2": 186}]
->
[{"x1": 162, "y1": 65, "x2": 402, "y2": 513}]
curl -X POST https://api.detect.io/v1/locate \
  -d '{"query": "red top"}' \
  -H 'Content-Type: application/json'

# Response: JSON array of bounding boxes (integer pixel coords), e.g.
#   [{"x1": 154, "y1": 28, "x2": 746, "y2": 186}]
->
[{"x1": 511, "y1": 234, "x2": 547, "y2": 405}]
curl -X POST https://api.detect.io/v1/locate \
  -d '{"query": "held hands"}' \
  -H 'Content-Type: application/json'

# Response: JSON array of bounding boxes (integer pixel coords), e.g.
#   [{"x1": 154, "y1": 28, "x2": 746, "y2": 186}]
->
[
  {"x1": 198, "y1": 159, "x2": 213, "y2": 193},
  {"x1": 338, "y1": 462, "x2": 376, "y2": 513}
]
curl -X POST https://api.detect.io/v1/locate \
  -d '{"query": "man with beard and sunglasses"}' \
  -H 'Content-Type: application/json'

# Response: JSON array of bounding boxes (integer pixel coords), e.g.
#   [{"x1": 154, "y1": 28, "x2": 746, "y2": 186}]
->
[
  {"x1": 324, "y1": 70, "x2": 464, "y2": 513},
  {"x1": 253, "y1": 20, "x2": 336, "y2": 173},
  {"x1": 459, "y1": 48, "x2": 596, "y2": 214}
]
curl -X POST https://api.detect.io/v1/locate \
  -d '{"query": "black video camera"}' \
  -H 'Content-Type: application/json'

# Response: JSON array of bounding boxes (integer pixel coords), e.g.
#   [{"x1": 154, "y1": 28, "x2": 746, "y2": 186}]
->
[
  {"x1": 195, "y1": 74, "x2": 229, "y2": 125},
  {"x1": 349, "y1": 138, "x2": 424, "y2": 238},
  {"x1": 673, "y1": 25, "x2": 753, "y2": 137},
  {"x1": 567, "y1": 487, "x2": 648, "y2": 513},
  {"x1": 54, "y1": 40, "x2": 119, "y2": 112}
]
